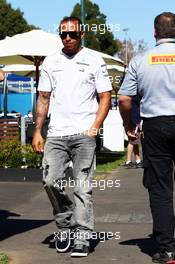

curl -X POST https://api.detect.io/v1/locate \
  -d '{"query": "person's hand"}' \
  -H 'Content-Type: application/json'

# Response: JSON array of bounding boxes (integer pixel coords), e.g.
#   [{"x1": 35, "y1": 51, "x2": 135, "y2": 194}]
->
[
  {"x1": 85, "y1": 127, "x2": 98, "y2": 138},
  {"x1": 126, "y1": 129, "x2": 137, "y2": 140},
  {"x1": 32, "y1": 131, "x2": 45, "y2": 153},
  {"x1": 124, "y1": 125, "x2": 138, "y2": 141}
]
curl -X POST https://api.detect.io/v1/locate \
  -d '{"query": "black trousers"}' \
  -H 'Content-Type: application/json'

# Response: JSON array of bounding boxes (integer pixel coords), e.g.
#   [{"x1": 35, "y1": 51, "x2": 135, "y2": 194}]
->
[{"x1": 142, "y1": 116, "x2": 175, "y2": 252}]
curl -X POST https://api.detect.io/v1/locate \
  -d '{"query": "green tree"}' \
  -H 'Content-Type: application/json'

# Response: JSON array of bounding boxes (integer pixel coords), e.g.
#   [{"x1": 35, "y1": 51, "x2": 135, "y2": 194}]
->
[
  {"x1": 0, "y1": 0, "x2": 36, "y2": 40},
  {"x1": 71, "y1": 0, "x2": 119, "y2": 55},
  {"x1": 117, "y1": 38, "x2": 135, "y2": 64},
  {"x1": 117, "y1": 38, "x2": 148, "y2": 64}
]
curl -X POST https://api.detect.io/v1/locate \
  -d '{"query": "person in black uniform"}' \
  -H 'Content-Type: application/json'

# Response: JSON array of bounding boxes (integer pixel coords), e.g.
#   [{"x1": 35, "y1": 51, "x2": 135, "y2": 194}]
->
[{"x1": 118, "y1": 12, "x2": 175, "y2": 263}]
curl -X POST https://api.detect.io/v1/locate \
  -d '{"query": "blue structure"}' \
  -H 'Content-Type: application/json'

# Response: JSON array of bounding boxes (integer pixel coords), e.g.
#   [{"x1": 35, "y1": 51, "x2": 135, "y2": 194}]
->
[
  {"x1": 7, "y1": 74, "x2": 31, "y2": 82},
  {"x1": 0, "y1": 74, "x2": 35, "y2": 116},
  {"x1": 0, "y1": 93, "x2": 35, "y2": 116}
]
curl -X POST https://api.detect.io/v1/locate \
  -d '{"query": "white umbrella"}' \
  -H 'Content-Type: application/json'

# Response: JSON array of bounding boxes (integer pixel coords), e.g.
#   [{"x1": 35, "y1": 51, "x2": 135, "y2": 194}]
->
[
  {"x1": 87, "y1": 48, "x2": 124, "y2": 65},
  {"x1": 2, "y1": 64, "x2": 36, "y2": 75},
  {"x1": 1, "y1": 64, "x2": 42, "y2": 77},
  {"x1": 0, "y1": 29, "x2": 63, "y2": 85},
  {"x1": 107, "y1": 64, "x2": 125, "y2": 72},
  {"x1": 0, "y1": 29, "x2": 124, "y2": 116},
  {"x1": 0, "y1": 29, "x2": 124, "y2": 83},
  {"x1": 0, "y1": 29, "x2": 63, "y2": 60}
]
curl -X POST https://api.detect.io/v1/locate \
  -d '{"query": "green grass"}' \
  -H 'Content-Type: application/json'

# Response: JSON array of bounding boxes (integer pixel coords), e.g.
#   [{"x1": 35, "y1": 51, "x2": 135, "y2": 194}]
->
[
  {"x1": 0, "y1": 253, "x2": 8, "y2": 264},
  {"x1": 96, "y1": 150, "x2": 126, "y2": 172}
]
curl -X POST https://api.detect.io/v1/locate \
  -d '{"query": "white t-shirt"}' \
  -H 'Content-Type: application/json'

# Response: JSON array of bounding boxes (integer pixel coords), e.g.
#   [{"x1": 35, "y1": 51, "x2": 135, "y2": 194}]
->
[{"x1": 38, "y1": 47, "x2": 112, "y2": 136}]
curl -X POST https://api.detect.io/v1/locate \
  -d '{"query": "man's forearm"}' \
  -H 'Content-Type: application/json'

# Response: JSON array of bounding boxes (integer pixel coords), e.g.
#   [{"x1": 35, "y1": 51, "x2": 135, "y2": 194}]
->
[
  {"x1": 34, "y1": 91, "x2": 51, "y2": 132},
  {"x1": 118, "y1": 95, "x2": 133, "y2": 128},
  {"x1": 91, "y1": 91, "x2": 111, "y2": 131}
]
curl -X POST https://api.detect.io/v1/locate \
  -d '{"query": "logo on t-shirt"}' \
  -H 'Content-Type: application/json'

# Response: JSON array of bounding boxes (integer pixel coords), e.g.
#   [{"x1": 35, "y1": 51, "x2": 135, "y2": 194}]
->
[{"x1": 149, "y1": 54, "x2": 175, "y2": 64}]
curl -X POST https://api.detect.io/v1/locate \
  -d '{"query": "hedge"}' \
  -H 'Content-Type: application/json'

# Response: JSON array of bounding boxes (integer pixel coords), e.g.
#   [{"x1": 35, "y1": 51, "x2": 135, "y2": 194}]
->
[{"x1": 0, "y1": 140, "x2": 42, "y2": 168}]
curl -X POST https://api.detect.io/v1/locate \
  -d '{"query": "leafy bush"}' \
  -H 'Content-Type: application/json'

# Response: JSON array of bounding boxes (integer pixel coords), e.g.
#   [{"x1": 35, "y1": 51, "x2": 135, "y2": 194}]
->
[
  {"x1": 23, "y1": 144, "x2": 42, "y2": 168},
  {"x1": 0, "y1": 252, "x2": 8, "y2": 264},
  {"x1": 0, "y1": 140, "x2": 42, "y2": 168}
]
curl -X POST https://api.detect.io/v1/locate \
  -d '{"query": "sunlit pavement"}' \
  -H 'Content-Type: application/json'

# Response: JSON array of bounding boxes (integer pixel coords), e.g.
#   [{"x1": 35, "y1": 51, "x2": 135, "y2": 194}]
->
[{"x1": 0, "y1": 166, "x2": 155, "y2": 264}]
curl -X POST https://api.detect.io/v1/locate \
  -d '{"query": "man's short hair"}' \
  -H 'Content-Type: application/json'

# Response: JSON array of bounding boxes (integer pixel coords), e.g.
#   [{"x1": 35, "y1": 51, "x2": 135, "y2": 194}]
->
[
  {"x1": 154, "y1": 12, "x2": 175, "y2": 39},
  {"x1": 59, "y1": 16, "x2": 83, "y2": 33}
]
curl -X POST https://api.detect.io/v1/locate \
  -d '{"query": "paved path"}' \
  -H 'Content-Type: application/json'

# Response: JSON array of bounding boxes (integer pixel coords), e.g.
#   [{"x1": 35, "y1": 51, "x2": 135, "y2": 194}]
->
[{"x1": 0, "y1": 166, "x2": 156, "y2": 264}]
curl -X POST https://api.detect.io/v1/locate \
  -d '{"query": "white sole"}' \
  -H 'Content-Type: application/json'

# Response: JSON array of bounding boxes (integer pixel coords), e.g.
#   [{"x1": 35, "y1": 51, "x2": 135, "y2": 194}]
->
[
  {"x1": 71, "y1": 252, "x2": 88, "y2": 257},
  {"x1": 55, "y1": 239, "x2": 71, "y2": 253}
]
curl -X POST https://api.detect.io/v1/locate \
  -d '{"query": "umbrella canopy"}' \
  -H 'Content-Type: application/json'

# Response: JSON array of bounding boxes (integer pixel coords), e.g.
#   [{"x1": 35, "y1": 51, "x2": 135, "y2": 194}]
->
[
  {"x1": 0, "y1": 30, "x2": 124, "y2": 115},
  {"x1": 88, "y1": 48, "x2": 124, "y2": 65},
  {"x1": 0, "y1": 29, "x2": 124, "y2": 84},
  {"x1": 107, "y1": 64, "x2": 125, "y2": 72},
  {"x1": 85, "y1": 48, "x2": 125, "y2": 90},
  {"x1": 0, "y1": 29, "x2": 63, "y2": 86},
  {"x1": 2, "y1": 64, "x2": 40, "y2": 77},
  {"x1": 0, "y1": 29, "x2": 63, "y2": 64}
]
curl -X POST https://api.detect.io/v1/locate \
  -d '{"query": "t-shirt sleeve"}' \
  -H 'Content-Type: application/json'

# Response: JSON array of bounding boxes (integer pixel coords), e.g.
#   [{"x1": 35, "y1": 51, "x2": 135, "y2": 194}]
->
[
  {"x1": 37, "y1": 60, "x2": 52, "y2": 92},
  {"x1": 95, "y1": 57, "x2": 112, "y2": 93},
  {"x1": 118, "y1": 57, "x2": 137, "y2": 96}
]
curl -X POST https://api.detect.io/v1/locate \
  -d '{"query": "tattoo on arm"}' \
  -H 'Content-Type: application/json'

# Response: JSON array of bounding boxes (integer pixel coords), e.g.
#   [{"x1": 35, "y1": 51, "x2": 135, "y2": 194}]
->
[{"x1": 35, "y1": 91, "x2": 51, "y2": 131}]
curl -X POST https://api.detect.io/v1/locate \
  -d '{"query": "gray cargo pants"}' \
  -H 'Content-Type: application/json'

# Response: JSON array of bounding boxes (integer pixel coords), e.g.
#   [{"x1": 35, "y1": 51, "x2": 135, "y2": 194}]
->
[{"x1": 42, "y1": 134, "x2": 96, "y2": 246}]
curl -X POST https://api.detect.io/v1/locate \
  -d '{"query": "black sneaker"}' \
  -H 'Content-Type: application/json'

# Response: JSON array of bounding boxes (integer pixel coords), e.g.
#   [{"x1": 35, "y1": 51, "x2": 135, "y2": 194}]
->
[
  {"x1": 71, "y1": 244, "x2": 89, "y2": 257},
  {"x1": 135, "y1": 160, "x2": 143, "y2": 168},
  {"x1": 54, "y1": 231, "x2": 71, "y2": 253},
  {"x1": 123, "y1": 161, "x2": 134, "y2": 168},
  {"x1": 152, "y1": 251, "x2": 175, "y2": 263}
]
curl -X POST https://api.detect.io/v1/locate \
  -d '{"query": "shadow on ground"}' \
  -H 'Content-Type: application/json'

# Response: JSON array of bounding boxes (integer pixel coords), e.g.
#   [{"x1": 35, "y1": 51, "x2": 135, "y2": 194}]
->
[
  {"x1": 120, "y1": 236, "x2": 157, "y2": 257},
  {"x1": 0, "y1": 209, "x2": 52, "y2": 241}
]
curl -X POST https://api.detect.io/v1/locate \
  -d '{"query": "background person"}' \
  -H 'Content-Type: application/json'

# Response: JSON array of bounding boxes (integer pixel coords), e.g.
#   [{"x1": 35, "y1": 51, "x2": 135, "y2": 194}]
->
[
  {"x1": 124, "y1": 95, "x2": 142, "y2": 168},
  {"x1": 118, "y1": 12, "x2": 175, "y2": 264},
  {"x1": 32, "y1": 16, "x2": 112, "y2": 257},
  {"x1": 124, "y1": 141, "x2": 142, "y2": 168},
  {"x1": 0, "y1": 69, "x2": 4, "y2": 81}
]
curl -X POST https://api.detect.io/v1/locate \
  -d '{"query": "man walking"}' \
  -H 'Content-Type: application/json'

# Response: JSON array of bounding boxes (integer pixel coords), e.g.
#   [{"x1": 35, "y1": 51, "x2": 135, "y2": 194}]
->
[
  {"x1": 118, "y1": 12, "x2": 175, "y2": 264},
  {"x1": 32, "y1": 16, "x2": 112, "y2": 257}
]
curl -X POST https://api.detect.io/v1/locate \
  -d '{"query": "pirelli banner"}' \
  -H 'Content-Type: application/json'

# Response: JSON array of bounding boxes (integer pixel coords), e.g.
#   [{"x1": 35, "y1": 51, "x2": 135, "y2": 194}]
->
[{"x1": 149, "y1": 54, "x2": 175, "y2": 64}]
